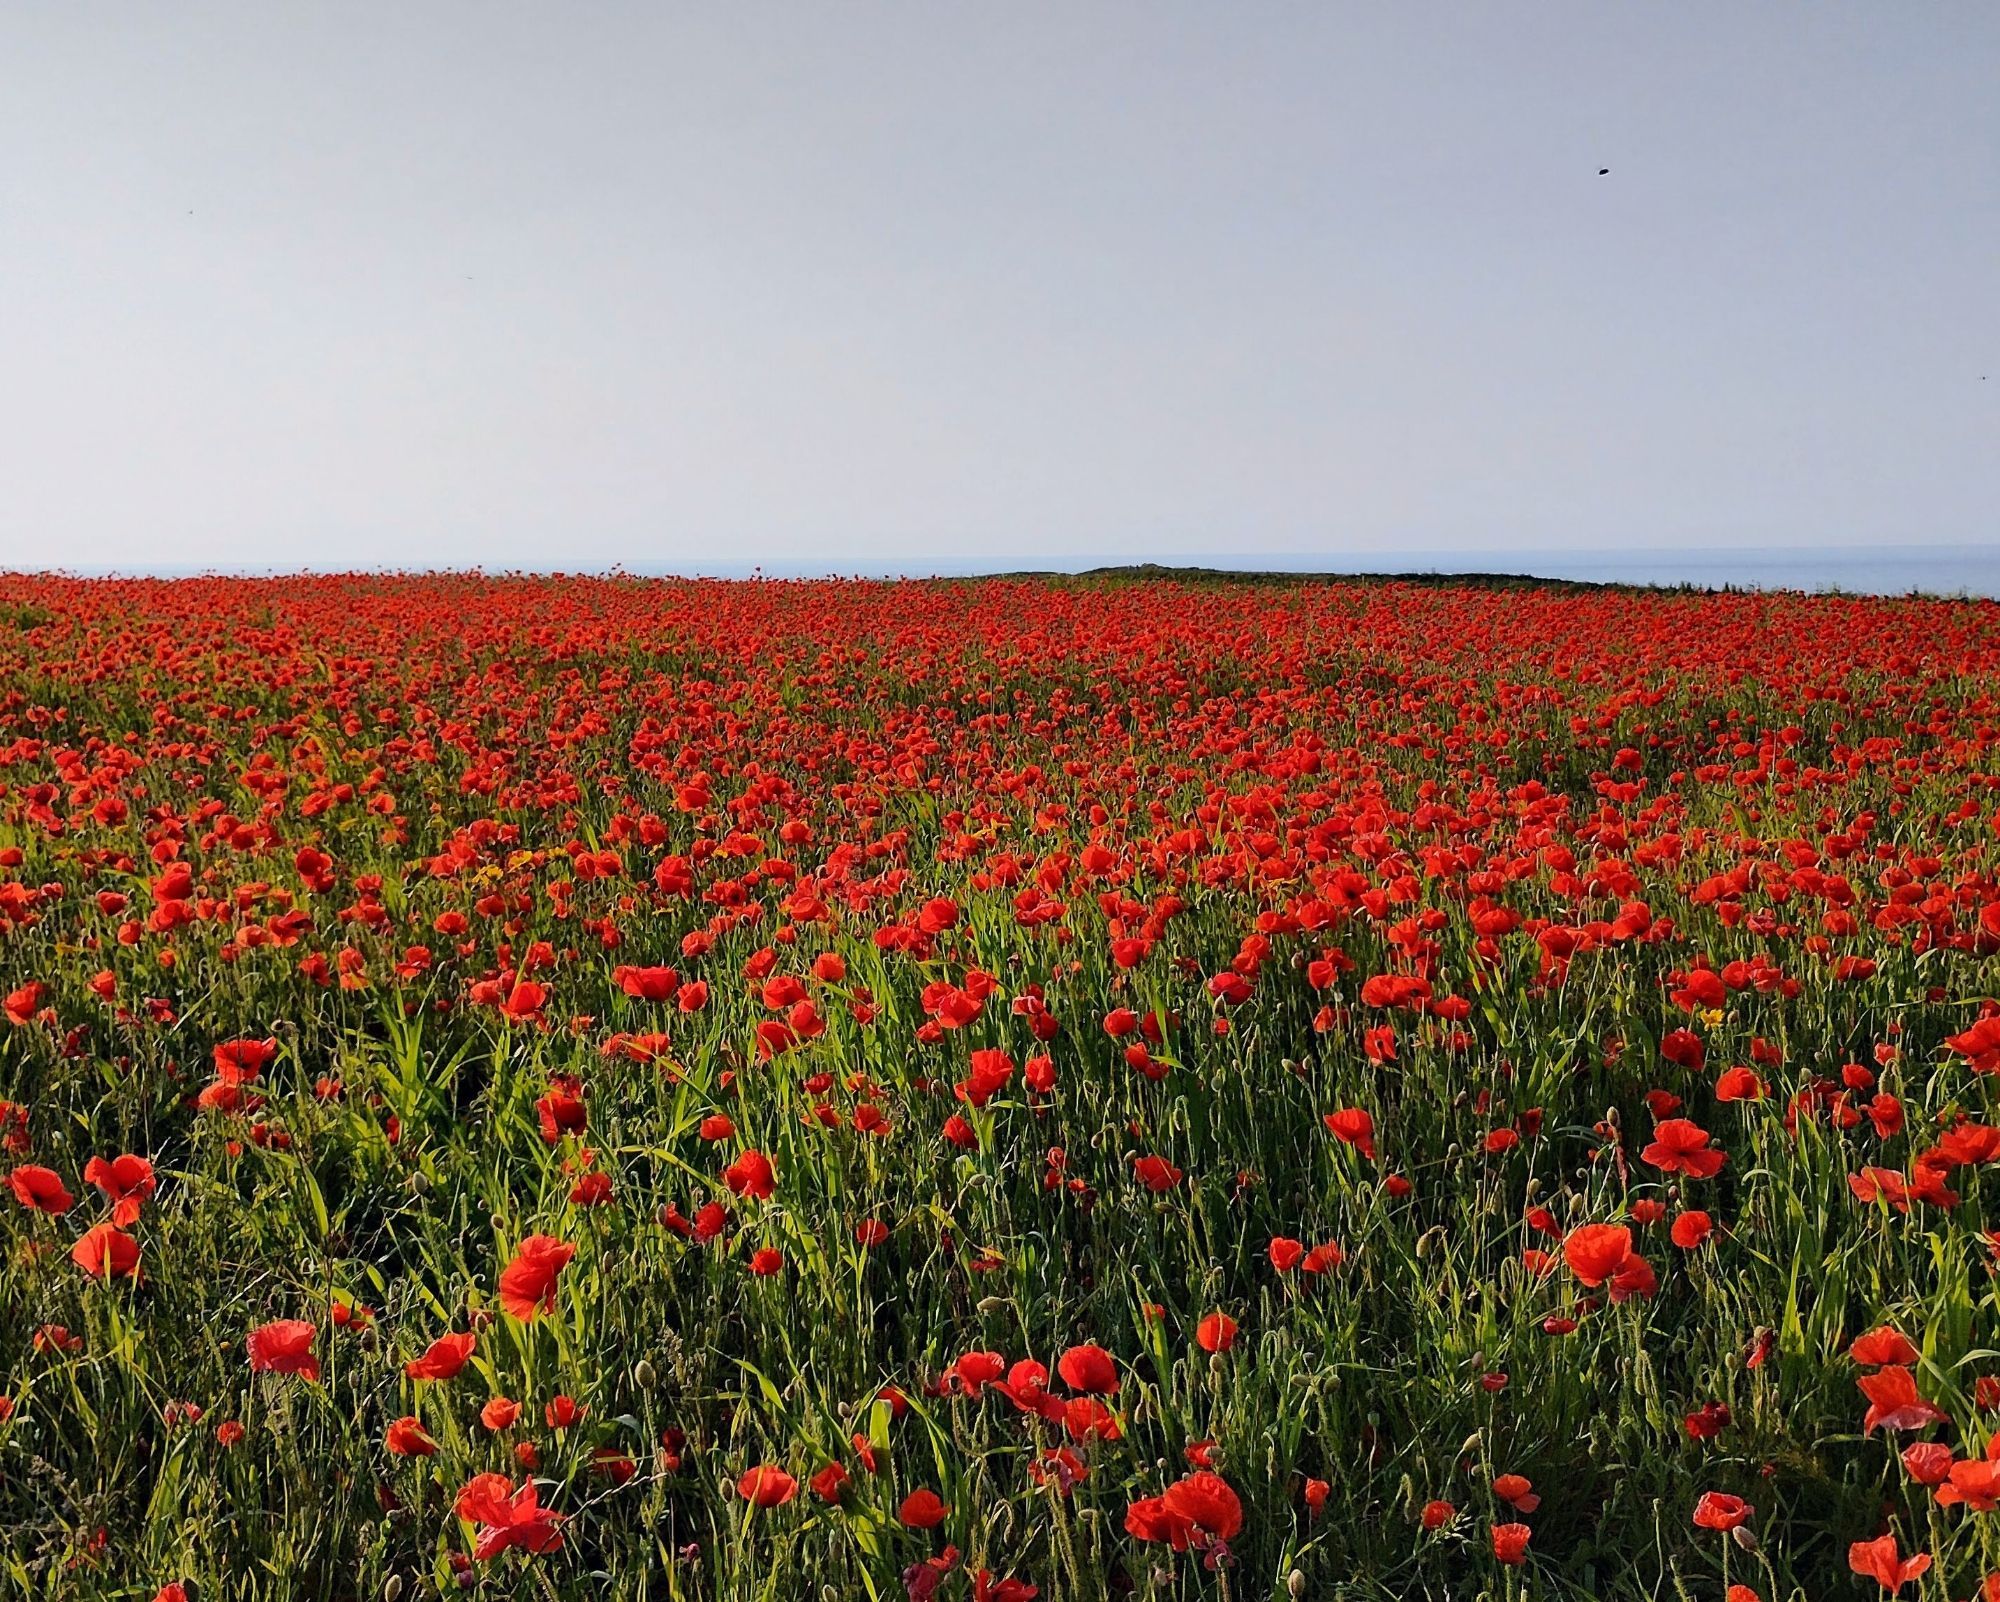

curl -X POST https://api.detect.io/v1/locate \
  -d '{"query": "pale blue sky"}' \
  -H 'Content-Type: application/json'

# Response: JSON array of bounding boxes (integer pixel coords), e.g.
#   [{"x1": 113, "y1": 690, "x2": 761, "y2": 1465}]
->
[{"x1": 1, "y1": 5, "x2": 1994, "y2": 575}]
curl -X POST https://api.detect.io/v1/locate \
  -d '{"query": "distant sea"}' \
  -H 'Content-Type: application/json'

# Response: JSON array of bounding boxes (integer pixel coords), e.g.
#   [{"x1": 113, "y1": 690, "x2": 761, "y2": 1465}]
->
[
  {"x1": 632, "y1": 543, "x2": 1999, "y2": 598},
  {"x1": 38, "y1": 543, "x2": 2000, "y2": 599}
]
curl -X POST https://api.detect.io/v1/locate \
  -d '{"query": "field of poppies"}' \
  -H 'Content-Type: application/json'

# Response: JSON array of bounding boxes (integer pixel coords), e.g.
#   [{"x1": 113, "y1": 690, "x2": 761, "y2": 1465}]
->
[{"x1": 4, "y1": 572, "x2": 2000, "y2": 1601}]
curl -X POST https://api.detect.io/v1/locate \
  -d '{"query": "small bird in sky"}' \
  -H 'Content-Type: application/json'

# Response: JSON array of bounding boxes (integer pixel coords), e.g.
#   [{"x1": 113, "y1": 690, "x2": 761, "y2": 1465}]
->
[{"x1": 1598, "y1": 167, "x2": 1610, "y2": 176}]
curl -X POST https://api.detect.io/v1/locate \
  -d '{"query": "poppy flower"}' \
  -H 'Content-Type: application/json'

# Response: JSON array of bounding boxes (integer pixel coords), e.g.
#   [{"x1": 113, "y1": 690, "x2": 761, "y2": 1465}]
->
[
  {"x1": 1936, "y1": 1447, "x2": 2000, "y2": 1511},
  {"x1": 723, "y1": 1149, "x2": 776, "y2": 1200},
  {"x1": 497, "y1": 1235, "x2": 576, "y2": 1321},
  {"x1": 246, "y1": 1319, "x2": 320, "y2": 1381},
  {"x1": 738, "y1": 1465, "x2": 798, "y2": 1508},
  {"x1": 1063, "y1": 1397, "x2": 1122, "y2": 1442},
  {"x1": 8, "y1": 1164, "x2": 72, "y2": 1214},
  {"x1": 1858, "y1": 1366, "x2": 1949, "y2": 1434},
  {"x1": 385, "y1": 1416, "x2": 438, "y2": 1457},
  {"x1": 1420, "y1": 1499, "x2": 1456, "y2": 1529},
  {"x1": 480, "y1": 1397, "x2": 522, "y2": 1431},
  {"x1": 1057, "y1": 1344, "x2": 1119, "y2": 1395},
  {"x1": 1491, "y1": 1522, "x2": 1532, "y2": 1564},
  {"x1": 1131, "y1": 1154, "x2": 1182, "y2": 1192},
  {"x1": 1196, "y1": 1312, "x2": 1238, "y2": 1353},
  {"x1": 454, "y1": 1473, "x2": 565, "y2": 1559},
  {"x1": 71, "y1": 1221, "x2": 140, "y2": 1279},
  {"x1": 404, "y1": 1331, "x2": 476, "y2": 1381},
  {"x1": 1493, "y1": 1473, "x2": 1540, "y2": 1513},
  {"x1": 1715, "y1": 1066, "x2": 1766, "y2": 1102},
  {"x1": 972, "y1": 1574, "x2": 1038, "y2": 1602},
  {"x1": 1851, "y1": 1327, "x2": 1922, "y2": 1367},
  {"x1": 82, "y1": 1154, "x2": 155, "y2": 1225},
  {"x1": 951, "y1": 1351, "x2": 1005, "y2": 1395},
  {"x1": 898, "y1": 1489, "x2": 949, "y2": 1528},
  {"x1": 497, "y1": 981, "x2": 548, "y2": 1024},
  {"x1": 1670, "y1": 1210, "x2": 1713, "y2": 1249},
  {"x1": 1563, "y1": 1223, "x2": 1633, "y2": 1286},
  {"x1": 4, "y1": 976, "x2": 44, "y2": 1024},
  {"x1": 1900, "y1": 1441, "x2": 1953, "y2": 1484},
  {"x1": 213, "y1": 1038, "x2": 276, "y2": 1082},
  {"x1": 1847, "y1": 1531, "x2": 1931, "y2": 1593},
  {"x1": 1324, "y1": 1107, "x2": 1377, "y2": 1161},
  {"x1": 810, "y1": 1462, "x2": 849, "y2": 1502},
  {"x1": 1692, "y1": 1491, "x2": 1752, "y2": 1531},
  {"x1": 1641, "y1": 1118, "x2": 1726, "y2": 1179},
  {"x1": 1125, "y1": 1471, "x2": 1242, "y2": 1550}
]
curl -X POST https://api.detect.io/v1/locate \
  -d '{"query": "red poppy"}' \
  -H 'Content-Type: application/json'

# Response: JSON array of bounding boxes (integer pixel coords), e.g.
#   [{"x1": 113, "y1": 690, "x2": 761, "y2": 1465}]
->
[
  {"x1": 454, "y1": 1473, "x2": 565, "y2": 1559},
  {"x1": 738, "y1": 1465, "x2": 798, "y2": 1508},
  {"x1": 71, "y1": 1221, "x2": 140, "y2": 1279},
  {"x1": 404, "y1": 1332, "x2": 476, "y2": 1381},
  {"x1": 723, "y1": 1149, "x2": 776, "y2": 1200},
  {"x1": 1195, "y1": 1312, "x2": 1238, "y2": 1353},
  {"x1": 898, "y1": 1489, "x2": 949, "y2": 1528},
  {"x1": 1847, "y1": 1532, "x2": 1931, "y2": 1594},
  {"x1": 1851, "y1": 1327, "x2": 1921, "y2": 1367},
  {"x1": 385, "y1": 1416, "x2": 438, "y2": 1457},
  {"x1": 1692, "y1": 1491, "x2": 1752, "y2": 1531},
  {"x1": 8, "y1": 1164, "x2": 72, "y2": 1214},
  {"x1": 1562, "y1": 1223, "x2": 1632, "y2": 1286},
  {"x1": 1057, "y1": 1344, "x2": 1119, "y2": 1395},
  {"x1": 246, "y1": 1319, "x2": 320, "y2": 1380},
  {"x1": 1641, "y1": 1118, "x2": 1726, "y2": 1179},
  {"x1": 1323, "y1": 1107, "x2": 1377, "y2": 1161},
  {"x1": 1125, "y1": 1470, "x2": 1242, "y2": 1550},
  {"x1": 1858, "y1": 1366, "x2": 1948, "y2": 1434},
  {"x1": 497, "y1": 1235, "x2": 576, "y2": 1321},
  {"x1": 82, "y1": 1154, "x2": 155, "y2": 1225}
]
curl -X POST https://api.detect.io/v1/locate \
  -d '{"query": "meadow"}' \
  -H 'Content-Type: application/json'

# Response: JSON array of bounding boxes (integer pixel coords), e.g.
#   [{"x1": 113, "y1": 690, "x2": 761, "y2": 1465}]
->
[{"x1": 3, "y1": 571, "x2": 1999, "y2": 1602}]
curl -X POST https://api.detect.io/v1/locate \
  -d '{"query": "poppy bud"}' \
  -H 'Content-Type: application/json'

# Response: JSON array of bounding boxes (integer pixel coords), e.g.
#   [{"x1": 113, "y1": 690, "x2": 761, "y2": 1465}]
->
[
  {"x1": 1288, "y1": 1572, "x2": 1306, "y2": 1598},
  {"x1": 1731, "y1": 1524, "x2": 1759, "y2": 1553},
  {"x1": 976, "y1": 1296, "x2": 1007, "y2": 1315},
  {"x1": 406, "y1": 1171, "x2": 430, "y2": 1194},
  {"x1": 634, "y1": 1360, "x2": 657, "y2": 1390},
  {"x1": 382, "y1": 1577, "x2": 405, "y2": 1602}
]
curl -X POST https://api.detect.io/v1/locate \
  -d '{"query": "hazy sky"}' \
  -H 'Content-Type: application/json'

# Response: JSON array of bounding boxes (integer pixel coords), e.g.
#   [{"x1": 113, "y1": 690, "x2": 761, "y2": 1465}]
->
[{"x1": 2, "y1": 5, "x2": 1995, "y2": 575}]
